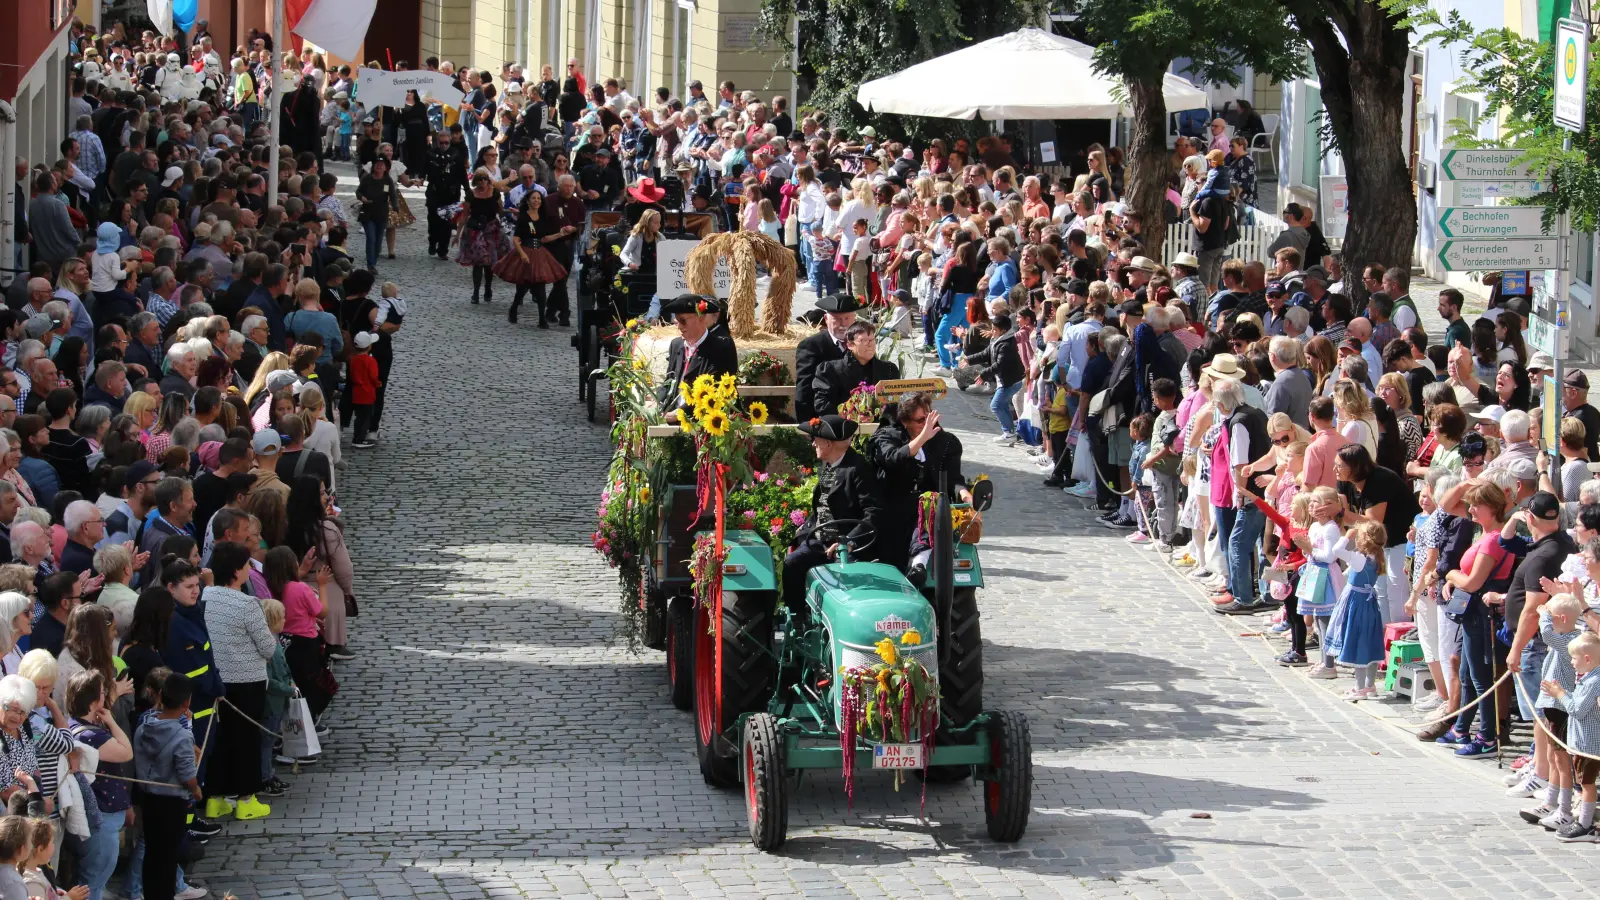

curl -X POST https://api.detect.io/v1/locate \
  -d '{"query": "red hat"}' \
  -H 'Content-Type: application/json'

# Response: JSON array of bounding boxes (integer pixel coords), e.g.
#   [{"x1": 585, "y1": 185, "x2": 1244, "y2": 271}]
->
[{"x1": 628, "y1": 178, "x2": 667, "y2": 204}]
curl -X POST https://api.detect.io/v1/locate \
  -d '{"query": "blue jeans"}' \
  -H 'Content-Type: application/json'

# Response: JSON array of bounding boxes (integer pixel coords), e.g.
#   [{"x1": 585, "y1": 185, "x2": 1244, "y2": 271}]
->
[
  {"x1": 1455, "y1": 603, "x2": 1499, "y2": 742},
  {"x1": 808, "y1": 249, "x2": 837, "y2": 295},
  {"x1": 991, "y1": 380, "x2": 1023, "y2": 435},
  {"x1": 362, "y1": 219, "x2": 384, "y2": 270},
  {"x1": 1516, "y1": 640, "x2": 1548, "y2": 721},
  {"x1": 79, "y1": 807, "x2": 125, "y2": 900},
  {"x1": 799, "y1": 221, "x2": 819, "y2": 286},
  {"x1": 261, "y1": 709, "x2": 284, "y2": 782},
  {"x1": 1215, "y1": 503, "x2": 1264, "y2": 604},
  {"x1": 935, "y1": 296, "x2": 972, "y2": 368}
]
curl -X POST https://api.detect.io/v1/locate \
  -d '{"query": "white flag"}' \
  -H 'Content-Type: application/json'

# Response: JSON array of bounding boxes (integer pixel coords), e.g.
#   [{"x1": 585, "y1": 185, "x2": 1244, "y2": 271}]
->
[{"x1": 291, "y1": 0, "x2": 378, "y2": 63}]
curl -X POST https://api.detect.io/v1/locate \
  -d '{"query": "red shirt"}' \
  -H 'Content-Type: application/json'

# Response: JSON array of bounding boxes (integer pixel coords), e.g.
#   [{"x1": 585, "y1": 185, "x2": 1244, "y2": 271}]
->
[{"x1": 348, "y1": 353, "x2": 380, "y2": 405}]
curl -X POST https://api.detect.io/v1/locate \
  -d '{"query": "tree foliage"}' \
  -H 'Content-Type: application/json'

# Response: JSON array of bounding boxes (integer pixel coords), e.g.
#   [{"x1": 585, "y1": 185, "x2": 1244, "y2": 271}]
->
[
  {"x1": 753, "y1": 0, "x2": 1049, "y2": 141},
  {"x1": 1412, "y1": 9, "x2": 1600, "y2": 234},
  {"x1": 1062, "y1": 0, "x2": 1303, "y2": 260}
]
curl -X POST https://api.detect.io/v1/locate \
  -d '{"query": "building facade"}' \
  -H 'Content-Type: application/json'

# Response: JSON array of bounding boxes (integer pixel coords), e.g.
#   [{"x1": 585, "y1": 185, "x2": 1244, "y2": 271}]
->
[{"x1": 0, "y1": 0, "x2": 76, "y2": 286}]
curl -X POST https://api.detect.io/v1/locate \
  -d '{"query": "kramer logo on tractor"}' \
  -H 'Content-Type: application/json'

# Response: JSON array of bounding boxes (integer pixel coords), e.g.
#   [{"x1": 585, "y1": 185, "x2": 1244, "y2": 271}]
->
[{"x1": 873, "y1": 614, "x2": 915, "y2": 636}]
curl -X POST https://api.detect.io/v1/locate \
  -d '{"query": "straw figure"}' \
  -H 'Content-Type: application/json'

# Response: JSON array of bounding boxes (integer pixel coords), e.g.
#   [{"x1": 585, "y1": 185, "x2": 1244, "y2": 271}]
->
[{"x1": 685, "y1": 231, "x2": 797, "y2": 339}]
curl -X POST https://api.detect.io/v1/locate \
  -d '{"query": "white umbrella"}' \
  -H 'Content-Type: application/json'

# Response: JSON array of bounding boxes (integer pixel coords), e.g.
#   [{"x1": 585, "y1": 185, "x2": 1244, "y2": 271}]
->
[{"x1": 856, "y1": 28, "x2": 1208, "y2": 120}]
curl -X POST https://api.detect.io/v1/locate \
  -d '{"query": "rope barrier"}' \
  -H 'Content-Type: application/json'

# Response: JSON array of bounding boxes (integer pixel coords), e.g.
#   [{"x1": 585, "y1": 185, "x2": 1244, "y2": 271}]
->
[
  {"x1": 70, "y1": 694, "x2": 286, "y2": 790},
  {"x1": 1512, "y1": 673, "x2": 1600, "y2": 763}
]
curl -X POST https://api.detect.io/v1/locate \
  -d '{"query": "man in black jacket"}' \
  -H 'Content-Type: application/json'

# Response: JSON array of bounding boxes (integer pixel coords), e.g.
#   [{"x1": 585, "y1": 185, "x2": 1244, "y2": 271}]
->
[
  {"x1": 868, "y1": 392, "x2": 967, "y2": 571},
  {"x1": 424, "y1": 132, "x2": 463, "y2": 260},
  {"x1": 783, "y1": 415, "x2": 887, "y2": 619},
  {"x1": 812, "y1": 320, "x2": 900, "y2": 417},
  {"x1": 793, "y1": 293, "x2": 859, "y2": 421},
  {"x1": 656, "y1": 295, "x2": 738, "y2": 413}
]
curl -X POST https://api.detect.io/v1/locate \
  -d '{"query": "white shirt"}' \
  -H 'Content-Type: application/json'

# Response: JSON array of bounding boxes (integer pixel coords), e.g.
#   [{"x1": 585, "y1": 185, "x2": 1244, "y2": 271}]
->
[
  {"x1": 794, "y1": 182, "x2": 825, "y2": 223},
  {"x1": 1391, "y1": 296, "x2": 1418, "y2": 331}
]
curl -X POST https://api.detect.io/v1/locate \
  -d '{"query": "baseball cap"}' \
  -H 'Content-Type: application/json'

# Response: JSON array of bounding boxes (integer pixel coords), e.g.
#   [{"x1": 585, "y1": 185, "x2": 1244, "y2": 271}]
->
[
  {"x1": 161, "y1": 166, "x2": 184, "y2": 187},
  {"x1": 1529, "y1": 490, "x2": 1561, "y2": 521},
  {"x1": 354, "y1": 331, "x2": 378, "y2": 349},
  {"x1": 1065, "y1": 278, "x2": 1089, "y2": 297},
  {"x1": 1118, "y1": 300, "x2": 1144, "y2": 319},
  {"x1": 250, "y1": 429, "x2": 282, "y2": 455},
  {"x1": 1471, "y1": 404, "x2": 1506, "y2": 423},
  {"x1": 1266, "y1": 281, "x2": 1287, "y2": 296},
  {"x1": 123, "y1": 460, "x2": 159, "y2": 491},
  {"x1": 1566, "y1": 370, "x2": 1590, "y2": 389},
  {"x1": 264, "y1": 370, "x2": 299, "y2": 392},
  {"x1": 1508, "y1": 457, "x2": 1539, "y2": 483}
]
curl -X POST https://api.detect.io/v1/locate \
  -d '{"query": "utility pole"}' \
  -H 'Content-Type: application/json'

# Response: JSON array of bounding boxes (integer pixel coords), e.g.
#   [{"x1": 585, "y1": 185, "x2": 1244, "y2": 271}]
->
[{"x1": 266, "y1": 0, "x2": 286, "y2": 205}]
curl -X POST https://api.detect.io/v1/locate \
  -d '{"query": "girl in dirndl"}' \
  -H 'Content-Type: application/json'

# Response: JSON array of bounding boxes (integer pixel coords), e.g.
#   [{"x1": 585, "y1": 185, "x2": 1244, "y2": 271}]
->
[
  {"x1": 492, "y1": 190, "x2": 568, "y2": 326},
  {"x1": 456, "y1": 172, "x2": 511, "y2": 304},
  {"x1": 1330, "y1": 520, "x2": 1389, "y2": 701},
  {"x1": 1293, "y1": 485, "x2": 1345, "y2": 676}
]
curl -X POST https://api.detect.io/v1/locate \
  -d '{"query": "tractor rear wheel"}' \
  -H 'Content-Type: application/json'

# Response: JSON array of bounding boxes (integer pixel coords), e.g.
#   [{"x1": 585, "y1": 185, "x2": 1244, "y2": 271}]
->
[
  {"x1": 925, "y1": 586, "x2": 982, "y2": 782},
  {"x1": 983, "y1": 710, "x2": 1032, "y2": 842},
  {"x1": 667, "y1": 597, "x2": 695, "y2": 711},
  {"x1": 693, "y1": 591, "x2": 775, "y2": 787},
  {"x1": 743, "y1": 713, "x2": 788, "y2": 850}
]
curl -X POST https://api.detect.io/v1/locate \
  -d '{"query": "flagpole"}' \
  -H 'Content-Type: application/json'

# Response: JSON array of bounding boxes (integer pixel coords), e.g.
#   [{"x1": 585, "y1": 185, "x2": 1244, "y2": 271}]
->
[{"x1": 267, "y1": 0, "x2": 286, "y2": 206}]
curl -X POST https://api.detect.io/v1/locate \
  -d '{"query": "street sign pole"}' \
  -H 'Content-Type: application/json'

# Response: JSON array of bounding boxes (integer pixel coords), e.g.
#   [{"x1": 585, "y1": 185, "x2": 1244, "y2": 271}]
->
[{"x1": 1549, "y1": 16, "x2": 1585, "y2": 461}]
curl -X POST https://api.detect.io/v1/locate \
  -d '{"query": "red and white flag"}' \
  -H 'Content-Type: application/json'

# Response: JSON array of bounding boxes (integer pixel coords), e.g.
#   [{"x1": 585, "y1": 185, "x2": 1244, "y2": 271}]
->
[{"x1": 289, "y1": 0, "x2": 377, "y2": 62}]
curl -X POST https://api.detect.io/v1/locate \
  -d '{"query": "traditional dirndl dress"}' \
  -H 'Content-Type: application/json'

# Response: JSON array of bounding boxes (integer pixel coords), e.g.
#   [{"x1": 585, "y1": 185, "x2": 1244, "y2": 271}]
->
[
  {"x1": 1334, "y1": 559, "x2": 1386, "y2": 666},
  {"x1": 491, "y1": 234, "x2": 568, "y2": 285},
  {"x1": 457, "y1": 214, "x2": 510, "y2": 267}
]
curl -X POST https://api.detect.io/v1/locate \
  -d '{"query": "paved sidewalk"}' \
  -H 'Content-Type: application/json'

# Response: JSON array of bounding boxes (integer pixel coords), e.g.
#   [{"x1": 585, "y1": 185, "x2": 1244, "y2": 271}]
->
[{"x1": 182, "y1": 186, "x2": 1600, "y2": 898}]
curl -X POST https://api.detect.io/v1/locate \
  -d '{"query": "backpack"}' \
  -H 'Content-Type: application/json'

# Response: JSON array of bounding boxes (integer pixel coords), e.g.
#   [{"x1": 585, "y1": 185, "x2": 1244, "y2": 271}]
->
[{"x1": 1222, "y1": 200, "x2": 1242, "y2": 247}]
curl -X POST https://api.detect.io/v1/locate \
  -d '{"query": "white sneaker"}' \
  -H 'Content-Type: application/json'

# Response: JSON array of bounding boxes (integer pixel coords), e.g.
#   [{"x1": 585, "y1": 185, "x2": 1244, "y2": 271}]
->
[
  {"x1": 992, "y1": 433, "x2": 1016, "y2": 444},
  {"x1": 1153, "y1": 541, "x2": 1174, "y2": 555},
  {"x1": 1539, "y1": 809, "x2": 1574, "y2": 831},
  {"x1": 1413, "y1": 693, "x2": 1444, "y2": 713},
  {"x1": 175, "y1": 887, "x2": 210, "y2": 900},
  {"x1": 1507, "y1": 773, "x2": 1549, "y2": 798}
]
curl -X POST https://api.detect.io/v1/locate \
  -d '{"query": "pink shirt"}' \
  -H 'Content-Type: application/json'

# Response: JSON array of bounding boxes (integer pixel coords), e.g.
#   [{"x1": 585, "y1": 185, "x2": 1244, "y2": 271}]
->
[
  {"x1": 1302, "y1": 429, "x2": 1351, "y2": 490},
  {"x1": 281, "y1": 580, "x2": 325, "y2": 639}
]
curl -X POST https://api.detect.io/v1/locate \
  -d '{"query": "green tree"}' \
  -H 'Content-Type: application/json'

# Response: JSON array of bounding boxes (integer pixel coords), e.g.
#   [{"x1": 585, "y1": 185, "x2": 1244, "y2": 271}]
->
[
  {"x1": 1413, "y1": 9, "x2": 1600, "y2": 234},
  {"x1": 1278, "y1": 0, "x2": 1415, "y2": 296},
  {"x1": 754, "y1": 0, "x2": 1049, "y2": 142},
  {"x1": 1063, "y1": 0, "x2": 1303, "y2": 262}
]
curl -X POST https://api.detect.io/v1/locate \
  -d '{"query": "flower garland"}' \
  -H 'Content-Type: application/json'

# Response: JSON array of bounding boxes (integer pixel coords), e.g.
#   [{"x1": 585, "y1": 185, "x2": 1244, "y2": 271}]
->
[
  {"x1": 838, "y1": 631, "x2": 940, "y2": 806},
  {"x1": 688, "y1": 532, "x2": 725, "y2": 617},
  {"x1": 736, "y1": 350, "x2": 791, "y2": 386},
  {"x1": 914, "y1": 473, "x2": 989, "y2": 545}
]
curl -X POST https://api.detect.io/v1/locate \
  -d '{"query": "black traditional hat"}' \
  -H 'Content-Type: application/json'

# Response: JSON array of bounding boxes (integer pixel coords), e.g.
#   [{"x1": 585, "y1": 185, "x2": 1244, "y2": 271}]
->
[
  {"x1": 797, "y1": 414, "x2": 859, "y2": 442},
  {"x1": 814, "y1": 293, "x2": 864, "y2": 314},
  {"x1": 660, "y1": 293, "x2": 722, "y2": 316}
]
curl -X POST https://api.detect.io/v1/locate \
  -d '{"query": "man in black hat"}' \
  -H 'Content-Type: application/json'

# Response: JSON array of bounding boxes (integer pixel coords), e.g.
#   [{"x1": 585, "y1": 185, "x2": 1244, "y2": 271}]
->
[
  {"x1": 1563, "y1": 370, "x2": 1600, "y2": 462},
  {"x1": 579, "y1": 146, "x2": 622, "y2": 209},
  {"x1": 812, "y1": 321, "x2": 901, "y2": 418},
  {"x1": 656, "y1": 294, "x2": 738, "y2": 412},
  {"x1": 793, "y1": 293, "x2": 861, "y2": 421},
  {"x1": 783, "y1": 415, "x2": 887, "y2": 618}
]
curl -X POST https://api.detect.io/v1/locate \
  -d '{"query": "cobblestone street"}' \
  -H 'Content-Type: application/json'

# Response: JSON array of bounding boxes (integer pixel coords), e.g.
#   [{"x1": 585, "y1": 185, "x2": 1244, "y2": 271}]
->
[{"x1": 189, "y1": 175, "x2": 1600, "y2": 898}]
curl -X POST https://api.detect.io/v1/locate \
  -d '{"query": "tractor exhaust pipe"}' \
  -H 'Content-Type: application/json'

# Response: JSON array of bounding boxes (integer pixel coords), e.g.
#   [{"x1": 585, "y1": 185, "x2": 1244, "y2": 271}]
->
[{"x1": 935, "y1": 472, "x2": 954, "y2": 668}]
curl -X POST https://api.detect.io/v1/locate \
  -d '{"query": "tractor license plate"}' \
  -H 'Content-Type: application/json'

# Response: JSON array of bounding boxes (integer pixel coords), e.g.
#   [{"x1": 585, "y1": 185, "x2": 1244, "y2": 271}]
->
[{"x1": 872, "y1": 743, "x2": 924, "y2": 769}]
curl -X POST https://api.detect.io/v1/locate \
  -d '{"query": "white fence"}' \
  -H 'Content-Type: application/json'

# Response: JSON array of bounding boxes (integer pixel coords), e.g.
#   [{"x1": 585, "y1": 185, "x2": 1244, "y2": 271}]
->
[{"x1": 1162, "y1": 219, "x2": 1287, "y2": 268}]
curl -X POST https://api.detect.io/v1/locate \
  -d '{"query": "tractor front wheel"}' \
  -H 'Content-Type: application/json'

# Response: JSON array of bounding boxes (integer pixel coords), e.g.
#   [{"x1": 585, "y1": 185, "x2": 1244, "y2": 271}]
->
[
  {"x1": 743, "y1": 713, "x2": 788, "y2": 850},
  {"x1": 693, "y1": 591, "x2": 775, "y2": 787},
  {"x1": 667, "y1": 597, "x2": 695, "y2": 711},
  {"x1": 983, "y1": 710, "x2": 1032, "y2": 842}
]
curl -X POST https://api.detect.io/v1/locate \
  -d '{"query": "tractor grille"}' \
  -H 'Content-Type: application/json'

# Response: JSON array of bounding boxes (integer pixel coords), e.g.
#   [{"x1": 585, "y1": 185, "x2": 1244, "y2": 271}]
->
[{"x1": 838, "y1": 640, "x2": 938, "y2": 684}]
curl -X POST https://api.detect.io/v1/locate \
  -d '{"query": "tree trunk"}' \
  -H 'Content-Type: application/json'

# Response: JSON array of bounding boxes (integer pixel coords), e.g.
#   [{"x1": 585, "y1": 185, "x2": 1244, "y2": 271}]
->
[
  {"x1": 1293, "y1": 0, "x2": 1415, "y2": 302},
  {"x1": 1124, "y1": 76, "x2": 1171, "y2": 264}
]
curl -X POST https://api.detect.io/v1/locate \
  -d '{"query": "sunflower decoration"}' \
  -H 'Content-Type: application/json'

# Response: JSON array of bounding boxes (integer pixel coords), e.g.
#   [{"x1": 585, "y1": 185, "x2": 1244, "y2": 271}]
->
[
  {"x1": 747, "y1": 401, "x2": 769, "y2": 426},
  {"x1": 700, "y1": 408, "x2": 731, "y2": 436}
]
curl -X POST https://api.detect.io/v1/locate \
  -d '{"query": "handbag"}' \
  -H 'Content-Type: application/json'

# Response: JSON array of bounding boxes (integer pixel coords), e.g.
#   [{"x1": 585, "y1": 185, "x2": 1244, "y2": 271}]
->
[
  {"x1": 1442, "y1": 587, "x2": 1473, "y2": 622},
  {"x1": 345, "y1": 594, "x2": 360, "y2": 618},
  {"x1": 281, "y1": 695, "x2": 323, "y2": 758}
]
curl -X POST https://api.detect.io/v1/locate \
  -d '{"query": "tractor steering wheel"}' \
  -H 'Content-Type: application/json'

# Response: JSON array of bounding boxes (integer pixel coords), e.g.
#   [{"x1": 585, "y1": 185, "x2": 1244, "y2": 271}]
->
[{"x1": 801, "y1": 518, "x2": 878, "y2": 558}]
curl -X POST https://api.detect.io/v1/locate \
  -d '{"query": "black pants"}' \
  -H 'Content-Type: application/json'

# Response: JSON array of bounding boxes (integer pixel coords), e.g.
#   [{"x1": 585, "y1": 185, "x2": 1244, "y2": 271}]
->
[
  {"x1": 782, "y1": 539, "x2": 830, "y2": 623},
  {"x1": 545, "y1": 271, "x2": 571, "y2": 324},
  {"x1": 285, "y1": 634, "x2": 333, "y2": 720},
  {"x1": 371, "y1": 351, "x2": 393, "y2": 430},
  {"x1": 427, "y1": 210, "x2": 453, "y2": 258},
  {"x1": 209, "y1": 680, "x2": 267, "y2": 798},
  {"x1": 139, "y1": 793, "x2": 189, "y2": 900},
  {"x1": 1283, "y1": 584, "x2": 1307, "y2": 655},
  {"x1": 353, "y1": 404, "x2": 374, "y2": 442}
]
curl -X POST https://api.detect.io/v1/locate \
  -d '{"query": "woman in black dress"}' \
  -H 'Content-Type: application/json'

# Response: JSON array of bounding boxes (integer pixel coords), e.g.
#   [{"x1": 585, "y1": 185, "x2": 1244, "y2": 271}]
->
[
  {"x1": 397, "y1": 90, "x2": 431, "y2": 174},
  {"x1": 491, "y1": 191, "x2": 568, "y2": 325}
]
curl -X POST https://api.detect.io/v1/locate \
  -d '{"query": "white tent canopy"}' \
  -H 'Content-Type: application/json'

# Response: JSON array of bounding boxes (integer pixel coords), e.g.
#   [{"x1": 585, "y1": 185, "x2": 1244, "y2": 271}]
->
[{"x1": 855, "y1": 28, "x2": 1208, "y2": 121}]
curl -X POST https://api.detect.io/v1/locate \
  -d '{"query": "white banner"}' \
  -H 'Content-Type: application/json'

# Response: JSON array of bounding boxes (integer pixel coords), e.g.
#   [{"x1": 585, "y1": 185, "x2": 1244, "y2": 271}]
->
[
  {"x1": 355, "y1": 68, "x2": 465, "y2": 109},
  {"x1": 659, "y1": 239, "x2": 731, "y2": 298}
]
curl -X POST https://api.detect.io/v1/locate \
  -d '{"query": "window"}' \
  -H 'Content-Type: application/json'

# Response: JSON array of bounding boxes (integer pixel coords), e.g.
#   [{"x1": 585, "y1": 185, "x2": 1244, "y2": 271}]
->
[
  {"x1": 673, "y1": 1, "x2": 692, "y2": 97},
  {"x1": 1300, "y1": 84, "x2": 1321, "y2": 188},
  {"x1": 1575, "y1": 230, "x2": 1594, "y2": 289}
]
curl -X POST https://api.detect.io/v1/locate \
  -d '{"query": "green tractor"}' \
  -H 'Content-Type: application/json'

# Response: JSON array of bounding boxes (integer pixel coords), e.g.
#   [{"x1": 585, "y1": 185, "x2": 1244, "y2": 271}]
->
[{"x1": 688, "y1": 476, "x2": 1032, "y2": 850}]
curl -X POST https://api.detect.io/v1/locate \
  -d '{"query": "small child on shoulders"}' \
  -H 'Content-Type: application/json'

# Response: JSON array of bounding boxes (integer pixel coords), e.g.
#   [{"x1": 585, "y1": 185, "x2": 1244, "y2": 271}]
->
[{"x1": 1193, "y1": 149, "x2": 1233, "y2": 204}]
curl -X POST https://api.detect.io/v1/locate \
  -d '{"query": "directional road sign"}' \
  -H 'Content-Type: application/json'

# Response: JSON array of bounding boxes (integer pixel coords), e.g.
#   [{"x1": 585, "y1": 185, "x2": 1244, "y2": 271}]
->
[
  {"x1": 1439, "y1": 149, "x2": 1541, "y2": 181},
  {"x1": 1436, "y1": 238, "x2": 1562, "y2": 271},
  {"x1": 1456, "y1": 181, "x2": 1547, "y2": 202},
  {"x1": 1436, "y1": 206, "x2": 1552, "y2": 238}
]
